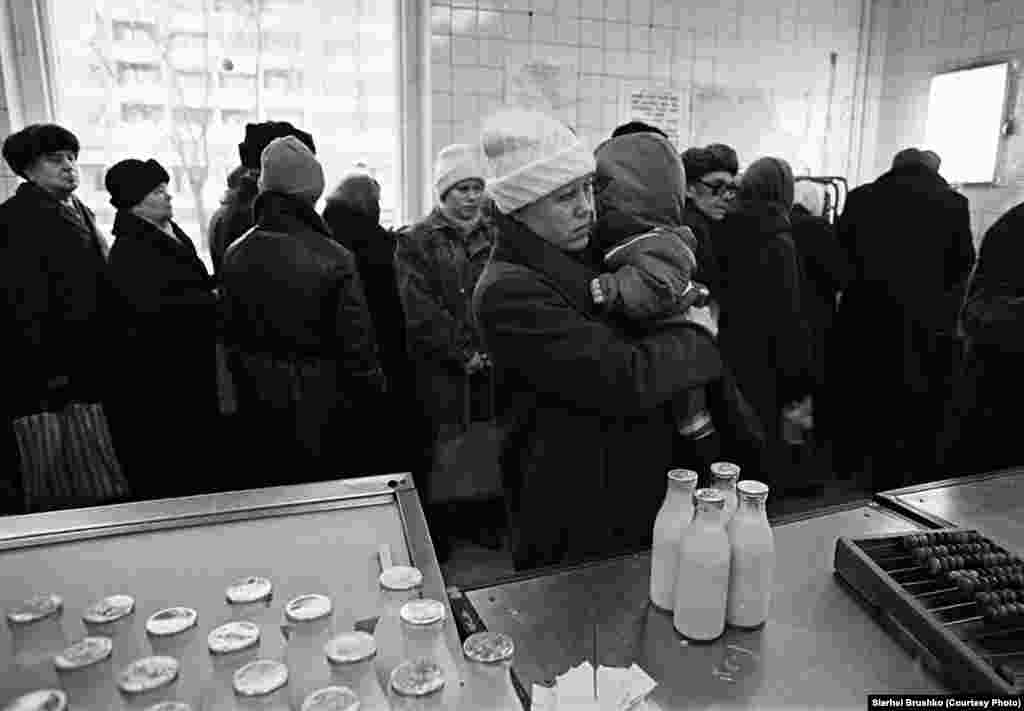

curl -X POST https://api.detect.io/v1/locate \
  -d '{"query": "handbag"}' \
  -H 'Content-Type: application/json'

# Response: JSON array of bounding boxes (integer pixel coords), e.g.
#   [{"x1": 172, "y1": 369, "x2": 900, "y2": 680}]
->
[
  {"x1": 429, "y1": 369, "x2": 504, "y2": 504},
  {"x1": 11, "y1": 402, "x2": 131, "y2": 512}
]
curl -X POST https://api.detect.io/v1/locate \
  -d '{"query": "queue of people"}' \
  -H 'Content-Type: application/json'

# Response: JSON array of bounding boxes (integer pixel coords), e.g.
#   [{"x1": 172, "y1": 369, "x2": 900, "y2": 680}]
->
[{"x1": 0, "y1": 112, "x2": 1014, "y2": 573}]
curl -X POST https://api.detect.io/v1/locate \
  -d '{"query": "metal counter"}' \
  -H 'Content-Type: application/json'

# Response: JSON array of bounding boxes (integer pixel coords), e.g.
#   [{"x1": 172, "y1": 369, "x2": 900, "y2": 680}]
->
[
  {"x1": 458, "y1": 502, "x2": 945, "y2": 710},
  {"x1": 876, "y1": 467, "x2": 1024, "y2": 552},
  {"x1": 0, "y1": 473, "x2": 465, "y2": 709}
]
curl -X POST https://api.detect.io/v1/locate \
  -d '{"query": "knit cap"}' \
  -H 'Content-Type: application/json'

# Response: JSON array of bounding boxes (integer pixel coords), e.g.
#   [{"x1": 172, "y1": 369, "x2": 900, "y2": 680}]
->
[
  {"x1": 258, "y1": 136, "x2": 324, "y2": 205},
  {"x1": 481, "y1": 108, "x2": 595, "y2": 214},
  {"x1": 434, "y1": 143, "x2": 486, "y2": 202},
  {"x1": 105, "y1": 158, "x2": 170, "y2": 209}
]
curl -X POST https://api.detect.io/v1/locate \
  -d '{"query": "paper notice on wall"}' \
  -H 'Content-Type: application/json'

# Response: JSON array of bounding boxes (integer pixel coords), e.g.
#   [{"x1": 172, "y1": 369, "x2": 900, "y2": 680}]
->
[
  {"x1": 505, "y1": 59, "x2": 577, "y2": 114},
  {"x1": 619, "y1": 84, "x2": 688, "y2": 149}
]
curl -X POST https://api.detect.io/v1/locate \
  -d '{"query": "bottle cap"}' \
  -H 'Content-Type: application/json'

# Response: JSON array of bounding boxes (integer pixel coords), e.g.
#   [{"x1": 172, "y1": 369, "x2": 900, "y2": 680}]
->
[
  {"x1": 233, "y1": 659, "x2": 289, "y2": 697},
  {"x1": 667, "y1": 469, "x2": 699, "y2": 485},
  {"x1": 463, "y1": 631, "x2": 515, "y2": 664},
  {"x1": 400, "y1": 599, "x2": 446, "y2": 626},
  {"x1": 390, "y1": 658, "x2": 445, "y2": 697},
  {"x1": 324, "y1": 631, "x2": 377, "y2": 664},
  {"x1": 3, "y1": 690, "x2": 67, "y2": 711},
  {"x1": 736, "y1": 480, "x2": 769, "y2": 498},
  {"x1": 710, "y1": 462, "x2": 741, "y2": 481},
  {"x1": 379, "y1": 565, "x2": 424, "y2": 591},
  {"x1": 694, "y1": 488, "x2": 726, "y2": 508},
  {"x1": 284, "y1": 594, "x2": 332, "y2": 622},
  {"x1": 300, "y1": 686, "x2": 359, "y2": 711}
]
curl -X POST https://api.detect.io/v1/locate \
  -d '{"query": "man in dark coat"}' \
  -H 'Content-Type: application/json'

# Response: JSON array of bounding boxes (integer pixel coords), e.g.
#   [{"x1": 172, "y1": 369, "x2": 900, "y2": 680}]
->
[
  {"x1": 835, "y1": 148, "x2": 975, "y2": 487},
  {"x1": 789, "y1": 184, "x2": 853, "y2": 449},
  {"x1": 208, "y1": 121, "x2": 315, "y2": 278},
  {"x1": 474, "y1": 109, "x2": 723, "y2": 570},
  {"x1": 938, "y1": 200, "x2": 1024, "y2": 475},
  {"x1": 222, "y1": 137, "x2": 383, "y2": 485},
  {"x1": 322, "y1": 174, "x2": 417, "y2": 476},
  {"x1": 0, "y1": 124, "x2": 118, "y2": 511},
  {"x1": 104, "y1": 158, "x2": 221, "y2": 499}
]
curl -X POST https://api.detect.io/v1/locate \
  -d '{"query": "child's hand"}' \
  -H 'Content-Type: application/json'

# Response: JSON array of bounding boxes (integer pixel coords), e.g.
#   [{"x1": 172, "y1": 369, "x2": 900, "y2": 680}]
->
[{"x1": 590, "y1": 277, "x2": 606, "y2": 305}]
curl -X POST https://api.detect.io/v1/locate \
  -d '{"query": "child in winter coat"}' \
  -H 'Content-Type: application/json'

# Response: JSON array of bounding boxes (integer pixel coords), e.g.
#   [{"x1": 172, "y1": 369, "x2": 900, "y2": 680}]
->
[{"x1": 591, "y1": 131, "x2": 717, "y2": 440}]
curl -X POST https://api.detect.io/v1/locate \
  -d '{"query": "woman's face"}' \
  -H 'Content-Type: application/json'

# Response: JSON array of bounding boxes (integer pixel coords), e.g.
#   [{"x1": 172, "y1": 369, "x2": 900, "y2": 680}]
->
[
  {"x1": 442, "y1": 178, "x2": 485, "y2": 221},
  {"x1": 133, "y1": 183, "x2": 173, "y2": 224},
  {"x1": 517, "y1": 175, "x2": 595, "y2": 252},
  {"x1": 24, "y1": 150, "x2": 79, "y2": 197},
  {"x1": 686, "y1": 170, "x2": 737, "y2": 222}
]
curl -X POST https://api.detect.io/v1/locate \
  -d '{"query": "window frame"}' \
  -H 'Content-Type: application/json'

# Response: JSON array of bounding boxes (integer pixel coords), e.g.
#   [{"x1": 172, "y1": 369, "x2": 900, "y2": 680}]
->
[{"x1": 5, "y1": 0, "x2": 428, "y2": 225}]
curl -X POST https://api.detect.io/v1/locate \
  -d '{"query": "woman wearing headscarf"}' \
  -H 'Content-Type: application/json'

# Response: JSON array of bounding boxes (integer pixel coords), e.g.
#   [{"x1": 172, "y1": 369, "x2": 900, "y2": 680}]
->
[
  {"x1": 680, "y1": 143, "x2": 740, "y2": 297},
  {"x1": 104, "y1": 158, "x2": 220, "y2": 499},
  {"x1": 221, "y1": 137, "x2": 383, "y2": 484},
  {"x1": 715, "y1": 157, "x2": 811, "y2": 491},
  {"x1": 473, "y1": 109, "x2": 723, "y2": 570},
  {"x1": 0, "y1": 124, "x2": 120, "y2": 511},
  {"x1": 395, "y1": 143, "x2": 498, "y2": 561}
]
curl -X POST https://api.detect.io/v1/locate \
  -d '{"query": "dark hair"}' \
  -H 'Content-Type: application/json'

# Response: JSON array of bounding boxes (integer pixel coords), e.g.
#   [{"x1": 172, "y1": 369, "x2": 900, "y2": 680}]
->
[
  {"x1": 2, "y1": 123, "x2": 80, "y2": 179},
  {"x1": 223, "y1": 165, "x2": 258, "y2": 205},
  {"x1": 891, "y1": 147, "x2": 925, "y2": 170},
  {"x1": 681, "y1": 143, "x2": 739, "y2": 183},
  {"x1": 611, "y1": 121, "x2": 667, "y2": 139}
]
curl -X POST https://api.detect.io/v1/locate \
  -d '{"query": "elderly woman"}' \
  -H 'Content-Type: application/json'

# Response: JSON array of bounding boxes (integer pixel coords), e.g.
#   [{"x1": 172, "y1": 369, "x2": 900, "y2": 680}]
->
[
  {"x1": 104, "y1": 158, "x2": 220, "y2": 499},
  {"x1": 680, "y1": 143, "x2": 740, "y2": 297},
  {"x1": 0, "y1": 124, "x2": 124, "y2": 511},
  {"x1": 473, "y1": 109, "x2": 723, "y2": 570},
  {"x1": 395, "y1": 143, "x2": 498, "y2": 560},
  {"x1": 715, "y1": 157, "x2": 811, "y2": 492},
  {"x1": 221, "y1": 137, "x2": 383, "y2": 484}
]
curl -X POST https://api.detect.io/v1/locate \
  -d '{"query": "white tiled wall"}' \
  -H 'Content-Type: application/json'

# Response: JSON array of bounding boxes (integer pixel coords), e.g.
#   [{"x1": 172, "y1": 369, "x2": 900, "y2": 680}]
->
[
  {"x1": 0, "y1": 68, "x2": 16, "y2": 203},
  {"x1": 430, "y1": 0, "x2": 869, "y2": 204},
  {"x1": 875, "y1": 0, "x2": 1024, "y2": 243}
]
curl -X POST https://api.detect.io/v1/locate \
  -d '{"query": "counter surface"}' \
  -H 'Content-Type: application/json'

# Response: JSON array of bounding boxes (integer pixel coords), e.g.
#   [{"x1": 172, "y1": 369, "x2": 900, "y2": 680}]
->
[
  {"x1": 463, "y1": 502, "x2": 944, "y2": 710},
  {"x1": 876, "y1": 468, "x2": 1024, "y2": 553},
  {"x1": 0, "y1": 474, "x2": 466, "y2": 710}
]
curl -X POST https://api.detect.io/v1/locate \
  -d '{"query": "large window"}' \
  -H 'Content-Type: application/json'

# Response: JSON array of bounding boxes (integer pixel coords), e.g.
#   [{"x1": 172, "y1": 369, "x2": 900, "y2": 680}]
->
[
  {"x1": 46, "y1": 0, "x2": 402, "y2": 265},
  {"x1": 925, "y1": 63, "x2": 1010, "y2": 185}
]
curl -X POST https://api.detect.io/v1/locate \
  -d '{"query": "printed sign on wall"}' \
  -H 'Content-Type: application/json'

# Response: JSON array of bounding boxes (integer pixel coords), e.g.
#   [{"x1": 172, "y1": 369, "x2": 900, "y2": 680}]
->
[{"x1": 619, "y1": 84, "x2": 688, "y2": 149}]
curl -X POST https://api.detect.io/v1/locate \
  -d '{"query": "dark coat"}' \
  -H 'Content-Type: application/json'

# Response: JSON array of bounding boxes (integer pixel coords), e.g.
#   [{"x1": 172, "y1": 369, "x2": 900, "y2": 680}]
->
[
  {"x1": 322, "y1": 200, "x2": 418, "y2": 475},
  {"x1": 715, "y1": 201, "x2": 811, "y2": 444},
  {"x1": 939, "y1": 201, "x2": 1024, "y2": 474},
  {"x1": 472, "y1": 213, "x2": 723, "y2": 570},
  {"x1": 106, "y1": 211, "x2": 220, "y2": 497},
  {"x1": 208, "y1": 192, "x2": 256, "y2": 279},
  {"x1": 790, "y1": 205, "x2": 853, "y2": 388},
  {"x1": 681, "y1": 199, "x2": 722, "y2": 296},
  {"x1": 835, "y1": 165, "x2": 975, "y2": 470},
  {"x1": 395, "y1": 207, "x2": 496, "y2": 429},
  {"x1": 0, "y1": 182, "x2": 114, "y2": 418},
  {"x1": 221, "y1": 191, "x2": 383, "y2": 484}
]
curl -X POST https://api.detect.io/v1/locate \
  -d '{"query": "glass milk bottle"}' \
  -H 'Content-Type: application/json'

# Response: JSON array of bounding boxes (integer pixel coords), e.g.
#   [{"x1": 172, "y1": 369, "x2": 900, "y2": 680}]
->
[
  {"x1": 399, "y1": 599, "x2": 462, "y2": 707},
  {"x1": 326, "y1": 631, "x2": 390, "y2": 711},
  {"x1": 650, "y1": 469, "x2": 698, "y2": 611},
  {"x1": 374, "y1": 566, "x2": 424, "y2": 689},
  {"x1": 458, "y1": 631, "x2": 519, "y2": 711},
  {"x1": 673, "y1": 488, "x2": 731, "y2": 642},
  {"x1": 710, "y1": 461, "x2": 741, "y2": 521},
  {"x1": 727, "y1": 480, "x2": 775, "y2": 628}
]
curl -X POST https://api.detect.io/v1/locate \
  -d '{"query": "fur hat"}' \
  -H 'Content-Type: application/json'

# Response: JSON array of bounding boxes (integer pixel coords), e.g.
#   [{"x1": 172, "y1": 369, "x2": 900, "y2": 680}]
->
[
  {"x1": 258, "y1": 136, "x2": 325, "y2": 205},
  {"x1": 105, "y1": 158, "x2": 171, "y2": 209},
  {"x1": 434, "y1": 143, "x2": 486, "y2": 202},
  {"x1": 2, "y1": 123, "x2": 80, "y2": 179},
  {"x1": 238, "y1": 121, "x2": 315, "y2": 171},
  {"x1": 481, "y1": 108, "x2": 595, "y2": 214}
]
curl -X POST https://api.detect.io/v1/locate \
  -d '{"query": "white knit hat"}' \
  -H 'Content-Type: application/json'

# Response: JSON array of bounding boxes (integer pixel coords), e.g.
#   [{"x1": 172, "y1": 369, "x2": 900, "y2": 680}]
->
[
  {"x1": 434, "y1": 143, "x2": 486, "y2": 202},
  {"x1": 481, "y1": 108, "x2": 595, "y2": 214}
]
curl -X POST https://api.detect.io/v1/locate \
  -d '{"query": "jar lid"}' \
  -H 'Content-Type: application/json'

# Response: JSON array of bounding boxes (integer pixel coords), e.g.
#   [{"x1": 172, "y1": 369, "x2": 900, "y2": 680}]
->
[
  {"x1": 390, "y1": 658, "x2": 445, "y2": 697},
  {"x1": 300, "y1": 686, "x2": 359, "y2": 711},
  {"x1": 208, "y1": 621, "x2": 261, "y2": 655},
  {"x1": 145, "y1": 704, "x2": 193, "y2": 711},
  {"x1": 285, "y1": 594, "x2": 333, "y2": 622},
  {"x1": 710, "y1": 462, "x2": 741, "y2": 480},
  {"x1": 54, "y1": 636, "x2": 114, "y2": 671},
  {"x1": 463, "y1": 631, "x2": 515, "y2": 664},
  {"x1": 667, "y1": 469, "x2": 699, "y2": 485},
  {"x1": 400, "y1": 599, "x2": 446, "y2": 626},
  {"x1": 3, "y1": 690, "x2": 67, "y2": 711},
  {"x1": 233, "y1": 659, "x2": 289, "y2": 697},
  {"x1": 736, "y1": 480, "x2": 769, "y2": 497},
  {"x1": 83, "y1": 594, "x2": 135, "y2": 624},
  {"x1": 379, "y1": 566, "x2": 424, "y2": 591},
  {"x1": 225, "y1": 576, "x2": 273, "y2": 604},
  {"x1": 7, "y1": 593, "x2": 62, "y2": 625},
  {"x1": 694, "y1": 488, "x2": 726, "y2": 507},
  {"x1": 146, "y1": 607, "x2": 198, "y2": 637},
  {"x1": 117, "y1": 656, "x2": 180, "y2": 695},
  {"x1": 325, "y1": 631, "x2": 377, "y2": 664}
]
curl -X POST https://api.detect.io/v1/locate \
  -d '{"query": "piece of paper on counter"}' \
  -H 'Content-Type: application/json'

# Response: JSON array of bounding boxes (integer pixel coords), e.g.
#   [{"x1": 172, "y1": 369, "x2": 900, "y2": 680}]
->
[{"x1": 533, "y1": 661, "x2": 658, "y2": 710}]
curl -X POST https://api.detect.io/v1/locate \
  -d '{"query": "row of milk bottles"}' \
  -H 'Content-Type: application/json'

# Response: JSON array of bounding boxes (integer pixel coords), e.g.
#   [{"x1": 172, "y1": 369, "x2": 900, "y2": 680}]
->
[{"x1": 649, "y1": 462, "x2": 775, "y2": 640}]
